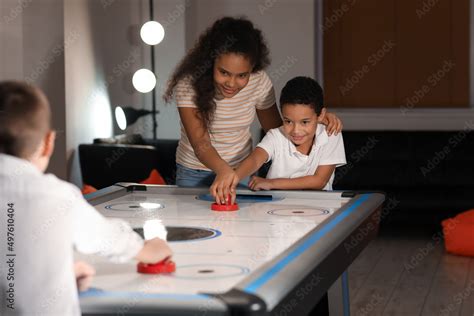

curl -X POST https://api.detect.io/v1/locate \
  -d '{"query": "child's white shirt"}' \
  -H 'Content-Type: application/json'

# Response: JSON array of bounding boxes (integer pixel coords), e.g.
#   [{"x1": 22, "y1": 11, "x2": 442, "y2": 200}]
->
[
  {"x1": 257, "y1": 125, "x2": 347, "y2": 190},
  {"x1": 0, "y1": 154, "x2": 143, "y2": 316}
]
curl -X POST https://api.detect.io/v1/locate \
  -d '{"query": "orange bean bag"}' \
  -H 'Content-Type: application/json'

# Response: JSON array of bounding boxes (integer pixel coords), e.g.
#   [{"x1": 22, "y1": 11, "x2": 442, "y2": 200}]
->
[
  {"x1": 81, "y1": 184, "x2": 98, "y2": 195},
  {"x1": 139, "y1": 169, "x2": 166, "y2": 185},
  {"x1": 81, "y1": 169, "x2": 166, "y2": 195},
  {"x1": 442, "y1": 209, "x2": 474, "y2": 257}
]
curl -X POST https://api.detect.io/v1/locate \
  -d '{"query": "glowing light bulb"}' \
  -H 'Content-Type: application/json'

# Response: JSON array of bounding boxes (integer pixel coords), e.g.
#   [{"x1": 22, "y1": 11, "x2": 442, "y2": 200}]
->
[
  {"x1": 140, "y1": 21, "x2": 165, "y2": 45},
  {"x1": 132, "y1": 69, "x2": 156, "y2": 93},
  {"x1": 115, "y1": 107, "x2": 127, "y2": 130}
]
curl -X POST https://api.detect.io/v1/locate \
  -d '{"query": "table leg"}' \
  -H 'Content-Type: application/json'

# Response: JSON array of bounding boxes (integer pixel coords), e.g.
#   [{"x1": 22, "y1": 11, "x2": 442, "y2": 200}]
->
[{"x1": 328, "y1": 270, "x2": 351, "y2": 316}]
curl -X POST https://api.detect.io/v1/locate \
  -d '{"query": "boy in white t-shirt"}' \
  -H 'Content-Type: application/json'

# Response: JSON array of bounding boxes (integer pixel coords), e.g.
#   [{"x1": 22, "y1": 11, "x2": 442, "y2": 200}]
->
[
  {"x1": 0, "y1": 81, "x2": 172, "y2": 315},
  {"x1": 232, "y1": 76, "x2": 346, "y2": 195}
]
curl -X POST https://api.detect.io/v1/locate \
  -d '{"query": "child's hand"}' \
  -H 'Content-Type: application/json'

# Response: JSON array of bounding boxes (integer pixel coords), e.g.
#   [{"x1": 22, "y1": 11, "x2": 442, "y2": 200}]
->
[
  {"x1": 210, "y1": 166, "x2": 239, "y2": 204},
  {"x1": 135, "y1": 238, "x2": 173, "y2": 264},
  {"x1": 74, "y1": 261, "x2": 96, "y2": 292},
  {"x1": 248, "y1": 176, "x2": 273, "y2": 191},
  {"x1": 320, "y1": 112, "x2": 342, "y2": 136}
]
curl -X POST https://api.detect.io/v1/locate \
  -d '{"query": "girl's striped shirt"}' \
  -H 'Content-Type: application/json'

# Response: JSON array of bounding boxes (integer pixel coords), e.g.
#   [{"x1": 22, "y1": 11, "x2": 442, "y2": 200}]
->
[{"x1": 175, "y1": 70, "x2": 275, "y2": 170}]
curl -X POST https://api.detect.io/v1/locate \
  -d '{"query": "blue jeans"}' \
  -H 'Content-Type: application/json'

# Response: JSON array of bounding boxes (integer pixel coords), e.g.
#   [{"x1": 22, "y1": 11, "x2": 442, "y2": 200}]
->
[
  {"x1": 175, "y1": 164, "x2": 250, "y2": 188},
  {"x1": 176, "y1": 164, "x2": 216, "y2": 187}
]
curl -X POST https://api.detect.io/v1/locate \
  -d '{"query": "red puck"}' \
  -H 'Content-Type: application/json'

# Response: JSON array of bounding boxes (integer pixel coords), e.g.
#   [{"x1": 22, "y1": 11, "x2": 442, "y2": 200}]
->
[
  {"x1": 211, "y1": 202, "x2": 239, "y2": 212},
  {"x1": 137, "y1": 259, "x2": 176, "y2": 274}
]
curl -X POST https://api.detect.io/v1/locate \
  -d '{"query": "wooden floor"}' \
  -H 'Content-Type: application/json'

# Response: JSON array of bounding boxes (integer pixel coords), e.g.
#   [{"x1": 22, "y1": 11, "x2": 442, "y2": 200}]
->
[{"x1": 349, "y1": 226, "x2": 474, "y2": 316}]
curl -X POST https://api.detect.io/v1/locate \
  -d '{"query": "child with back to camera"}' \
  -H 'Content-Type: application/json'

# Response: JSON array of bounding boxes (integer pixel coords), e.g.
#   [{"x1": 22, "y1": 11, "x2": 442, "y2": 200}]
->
[{"x1": 0, "y1": 81, "x2": 172, "y2": 315}]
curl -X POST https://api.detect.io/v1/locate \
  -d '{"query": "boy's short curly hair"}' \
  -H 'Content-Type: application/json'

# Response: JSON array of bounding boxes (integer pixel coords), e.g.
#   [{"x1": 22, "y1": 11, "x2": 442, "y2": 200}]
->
[
  {"x1": 0, "y1": 81, "x2": 51, "y2": 158},
  {"x1": 279, "y1": 76, "x2": 324, "y2": 115}
]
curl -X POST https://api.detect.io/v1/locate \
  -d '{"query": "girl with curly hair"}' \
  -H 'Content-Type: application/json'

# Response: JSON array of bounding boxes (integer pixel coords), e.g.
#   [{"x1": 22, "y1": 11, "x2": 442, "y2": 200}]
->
[{"x1": 164, "y1": 17, "x2": 342, "y2": 204}]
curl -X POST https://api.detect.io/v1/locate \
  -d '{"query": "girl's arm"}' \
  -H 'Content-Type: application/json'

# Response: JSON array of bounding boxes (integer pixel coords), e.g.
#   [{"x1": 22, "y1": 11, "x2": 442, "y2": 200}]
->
[
  {"x1": 178, "y1": 107, "x2": 227, "y2": 171},
  {"x1": 178, "y1": 107, "x2": 239, "y2": 203},
  {"x1": 318, "y1": 113, "x2": 343, "y2": 136},
  {"x1": 249, "y1": 164, "x2": 336, "y2": 191}
]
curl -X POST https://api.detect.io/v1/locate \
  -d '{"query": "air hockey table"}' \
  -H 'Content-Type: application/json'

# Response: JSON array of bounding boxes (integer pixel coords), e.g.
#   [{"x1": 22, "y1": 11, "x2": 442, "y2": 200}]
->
[{"x1": 78, "y1": 184, "x2": 385, "y2": 315}]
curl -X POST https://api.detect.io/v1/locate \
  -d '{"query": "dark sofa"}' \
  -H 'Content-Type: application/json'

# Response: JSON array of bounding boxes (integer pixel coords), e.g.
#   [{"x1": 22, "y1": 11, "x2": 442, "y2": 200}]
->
[
  {"x1": 332, "y1": 131, "x2": 474, "y2": 225},
  {"x1": 79, "y1": 131, "x2": 474, "y2": 225},
  {"x1": 78, "y1": 140, "x2": 178, "y2": 189}
]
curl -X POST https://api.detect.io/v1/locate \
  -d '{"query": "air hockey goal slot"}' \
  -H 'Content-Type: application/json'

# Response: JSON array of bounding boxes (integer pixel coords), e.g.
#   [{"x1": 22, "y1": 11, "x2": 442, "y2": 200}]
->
[{"x1": 197, "y1": 193, "x2": 282, "y2": 203}]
